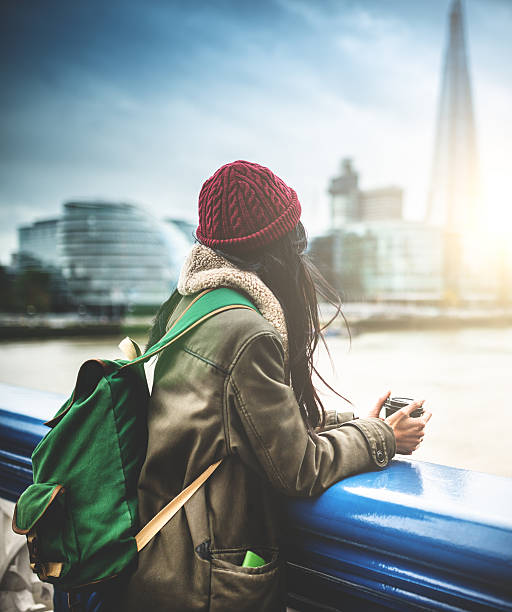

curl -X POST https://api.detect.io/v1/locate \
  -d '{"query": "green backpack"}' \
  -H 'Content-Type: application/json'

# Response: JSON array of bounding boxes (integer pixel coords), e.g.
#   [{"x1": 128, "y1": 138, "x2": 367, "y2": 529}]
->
[{"x1": 12, "y1": 288, "x2": 258, "y2": 591}]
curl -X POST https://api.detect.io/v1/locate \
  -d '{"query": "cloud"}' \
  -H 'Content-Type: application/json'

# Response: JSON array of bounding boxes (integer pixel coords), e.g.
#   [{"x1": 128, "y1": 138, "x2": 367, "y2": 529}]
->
[{"x1": 0, "y1": 0, "x2": 510, "y2": 263}]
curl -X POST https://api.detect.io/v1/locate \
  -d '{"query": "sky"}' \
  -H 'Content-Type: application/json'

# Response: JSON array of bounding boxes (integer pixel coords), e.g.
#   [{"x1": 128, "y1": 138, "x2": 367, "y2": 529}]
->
[{"x1": 1, "y1": 0, "x2": 511, "y2": 263}]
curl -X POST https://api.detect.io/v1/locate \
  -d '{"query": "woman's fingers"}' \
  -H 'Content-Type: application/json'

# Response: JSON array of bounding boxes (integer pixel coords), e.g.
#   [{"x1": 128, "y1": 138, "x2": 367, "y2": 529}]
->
[
  {"x1": 420, "y1": 411, "x2": 432, "y2": 425},
  {"x1": 378, "y1": 390, "x2": 391, "y2": 406},
  {"x1": 414, "y1": 420, "x2": 426, "y2": 433},
  {"x1": 384, "y1": 399, "x2": 431, "y2": 454},
  {"x1": 368, "y1": 390, "x2": 391, "y2": 419},
  {"x1": 405, "y1": 400, "x2": 426, "y2": 418},
  {"x1": 386, "y1": 400, "x2": 424, "y2": 425}
]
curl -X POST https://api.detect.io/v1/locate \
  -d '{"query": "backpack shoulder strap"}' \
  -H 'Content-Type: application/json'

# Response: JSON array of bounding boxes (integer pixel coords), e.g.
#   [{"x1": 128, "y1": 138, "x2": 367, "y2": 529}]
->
[
  {"x1": 135, "y1": 460, "x2": 222, "y2": 552},
  {"x1": 121, "y1": 288, "x2": 259, "y2": 370}
]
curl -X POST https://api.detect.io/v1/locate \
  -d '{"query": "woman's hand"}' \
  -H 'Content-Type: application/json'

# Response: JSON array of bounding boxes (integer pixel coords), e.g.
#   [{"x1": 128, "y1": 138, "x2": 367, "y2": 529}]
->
[
  {"x1": 368, "y1": 390, "x2": 432, "y2": 455},
  {"x1": 386, "y1": 400, "x2": 431, "y2": 454}
]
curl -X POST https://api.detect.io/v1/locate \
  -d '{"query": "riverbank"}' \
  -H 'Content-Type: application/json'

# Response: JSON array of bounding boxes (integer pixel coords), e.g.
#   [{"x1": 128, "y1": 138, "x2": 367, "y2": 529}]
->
[
  {"x1": 333, "y1": 312, "x2": 512, "y2": 335},
  {"x1": 0, "y1": 313, "x2": 122, "y2": 339},
  {"x1": 2, "y1": 304, "x2": 512, "y2": 340},
  {"x1": 322, "y1": 302, "x2": 512, "y2": 336}
]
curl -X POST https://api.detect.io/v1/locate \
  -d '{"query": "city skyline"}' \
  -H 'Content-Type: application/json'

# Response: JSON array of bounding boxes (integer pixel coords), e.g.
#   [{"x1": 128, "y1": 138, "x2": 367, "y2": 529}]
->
[{"x1": 1, "y1": 0, "x2": 511, "y2": 264}]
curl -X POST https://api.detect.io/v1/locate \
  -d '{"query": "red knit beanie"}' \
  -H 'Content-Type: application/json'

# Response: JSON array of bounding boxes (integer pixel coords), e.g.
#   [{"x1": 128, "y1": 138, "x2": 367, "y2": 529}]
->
[{"x1": 196, "y1": 160, "x2": 301, "y2": 252}]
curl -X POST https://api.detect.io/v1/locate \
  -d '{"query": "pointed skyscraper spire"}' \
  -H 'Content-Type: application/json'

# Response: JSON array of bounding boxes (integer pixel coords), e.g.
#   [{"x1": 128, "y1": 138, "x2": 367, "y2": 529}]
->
[{"x1": 426, "y1": 0, "x2": 479, "y2": 231}]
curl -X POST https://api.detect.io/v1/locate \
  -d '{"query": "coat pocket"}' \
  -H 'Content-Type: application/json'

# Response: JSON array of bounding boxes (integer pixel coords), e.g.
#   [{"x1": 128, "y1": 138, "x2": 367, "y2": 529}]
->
[
  {"x1": 12, "y1": 483, "x2": 79, "y2": 583},
  {"x1": 209, "y1": 547, "x2": 282, "y2": 612}
]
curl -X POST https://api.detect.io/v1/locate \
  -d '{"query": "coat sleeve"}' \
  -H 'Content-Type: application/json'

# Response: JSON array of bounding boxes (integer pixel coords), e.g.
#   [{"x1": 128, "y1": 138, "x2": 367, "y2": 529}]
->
[
  {"x1": 227, "y1": 332, "x2": 396, "y2": 498},
  {"x1": 316, "y1": 409, "x2": 356, "y2": 432}
]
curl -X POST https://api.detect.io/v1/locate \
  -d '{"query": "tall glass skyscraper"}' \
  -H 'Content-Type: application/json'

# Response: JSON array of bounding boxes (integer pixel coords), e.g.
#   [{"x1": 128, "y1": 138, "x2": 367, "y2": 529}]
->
[{"x1": 426, "y1": 0, "x2": 479, "y2": 232}]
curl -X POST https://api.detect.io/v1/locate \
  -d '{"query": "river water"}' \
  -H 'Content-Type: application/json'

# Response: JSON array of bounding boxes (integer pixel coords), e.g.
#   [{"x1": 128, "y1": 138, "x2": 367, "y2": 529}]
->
[{"x1": 1, "y1": 326, "x2": 511, "y2": 477}]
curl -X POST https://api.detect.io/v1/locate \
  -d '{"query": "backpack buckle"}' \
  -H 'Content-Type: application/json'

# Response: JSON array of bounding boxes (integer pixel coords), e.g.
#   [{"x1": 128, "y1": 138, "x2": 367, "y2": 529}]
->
[
  {"x1": 27, "y1": 529, "x2": 43, "y2": 575},
  {"x1": 27, "y1": 529, "x2": 40, "y2": 572},
  {"x1": 27, "y1": 528, "x2": 62, "y2": 579}
]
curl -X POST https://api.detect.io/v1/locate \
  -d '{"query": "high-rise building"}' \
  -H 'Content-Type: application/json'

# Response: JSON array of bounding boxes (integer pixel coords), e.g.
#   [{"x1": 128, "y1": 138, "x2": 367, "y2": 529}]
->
[
  {"x1": 18, "y1": 219, "x2": 60, "y2": 268},
  {"x1": 427, "y1": 0, "x2": 479, "y2": 232},
  {"x1": 329, "y1": 159, "x2": 359, "y2": 228},
  {"x1": 329, "y1": 159, "x2": 403, "y2": 226},
  {"x1": 426, "y1": 0, "x2": 479, "y2": 232},
  {"x1": 359, "y1": 187, "x2": 403, "y2": 222},
  {"x1": 426, "y1": 0, "x2": 491, "y2": 304}
]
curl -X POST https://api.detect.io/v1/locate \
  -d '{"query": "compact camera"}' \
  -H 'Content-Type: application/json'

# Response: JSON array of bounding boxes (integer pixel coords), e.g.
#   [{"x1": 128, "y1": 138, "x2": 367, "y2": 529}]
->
[{"x1": 384, "y1": 396, "x2": 424, "y2": 419}]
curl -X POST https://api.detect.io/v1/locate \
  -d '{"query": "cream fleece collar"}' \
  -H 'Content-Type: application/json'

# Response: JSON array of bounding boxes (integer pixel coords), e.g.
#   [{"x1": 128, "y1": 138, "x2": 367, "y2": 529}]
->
[{"x1": 177, "y1": 243, "x2": 289, "y2": 364}]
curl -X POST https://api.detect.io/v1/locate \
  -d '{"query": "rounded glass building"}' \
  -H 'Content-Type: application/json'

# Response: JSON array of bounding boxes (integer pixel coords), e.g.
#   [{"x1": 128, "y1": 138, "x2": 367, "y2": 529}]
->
[{"x1": 59, "y1": 201, "x2": 193, "y2": 311}]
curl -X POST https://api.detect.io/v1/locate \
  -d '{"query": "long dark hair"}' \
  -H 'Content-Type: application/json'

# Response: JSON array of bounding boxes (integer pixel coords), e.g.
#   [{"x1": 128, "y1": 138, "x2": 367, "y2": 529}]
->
[{"x1": 147, "y1": 221, "x2": 350, "y2": 431}]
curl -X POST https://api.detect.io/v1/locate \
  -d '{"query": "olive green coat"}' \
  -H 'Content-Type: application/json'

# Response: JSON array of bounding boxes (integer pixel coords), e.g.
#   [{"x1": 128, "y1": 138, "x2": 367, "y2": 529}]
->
[{"x1": 122, "y1": 294, "x2": 396, "y2": 611}]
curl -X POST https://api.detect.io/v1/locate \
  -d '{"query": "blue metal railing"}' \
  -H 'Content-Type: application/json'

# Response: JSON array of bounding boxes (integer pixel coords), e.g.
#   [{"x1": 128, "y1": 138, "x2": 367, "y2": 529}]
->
[
  {"x1": 1, "y1": 383, "x2": 511, "y2": 611},
  {"x1": 285, "y1": 461, "x2": 512, "y2": 611}
]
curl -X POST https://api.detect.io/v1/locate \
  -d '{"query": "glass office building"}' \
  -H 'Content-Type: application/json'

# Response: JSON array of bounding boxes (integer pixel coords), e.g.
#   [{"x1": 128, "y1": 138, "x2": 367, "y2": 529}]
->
[
  {"x1": 329, "y1": 159, "x2": 403, "y2": 227},
  {"x1": 18, "y1": 219, "x2": 60, "y2": 268},
  {"x1": 58, "y1": 201, "x2": 193, "y2": 309},
  {"x1": 331, "y1": 221, "x2": 444, "y2": 302}
]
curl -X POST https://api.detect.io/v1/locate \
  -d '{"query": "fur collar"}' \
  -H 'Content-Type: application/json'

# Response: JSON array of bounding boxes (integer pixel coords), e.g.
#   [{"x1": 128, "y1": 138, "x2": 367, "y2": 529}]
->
[{"x1": 177, "y1": 244, "x2": 289, "y2": 365}]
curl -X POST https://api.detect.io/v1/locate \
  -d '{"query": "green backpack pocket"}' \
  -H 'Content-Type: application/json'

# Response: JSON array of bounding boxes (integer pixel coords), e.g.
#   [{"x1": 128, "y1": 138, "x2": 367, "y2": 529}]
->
[{"x1": 13, "y1": 483, "x2": 77, "y2": 581}]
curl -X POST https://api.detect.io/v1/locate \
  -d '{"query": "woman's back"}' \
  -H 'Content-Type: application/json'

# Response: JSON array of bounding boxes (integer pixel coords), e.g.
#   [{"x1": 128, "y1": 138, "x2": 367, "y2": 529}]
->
[
  {"x1": 123, "y1": 283, "x2": 395, "y2": 610},
  {"x1": 123, "y1": 294, "x2": 288, "y2": 611}
]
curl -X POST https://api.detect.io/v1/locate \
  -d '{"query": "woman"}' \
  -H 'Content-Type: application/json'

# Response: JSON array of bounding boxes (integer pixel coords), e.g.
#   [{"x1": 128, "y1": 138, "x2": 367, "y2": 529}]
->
[{"x1": 122, "y1": 160, "x2": 430, "y2": 611}]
